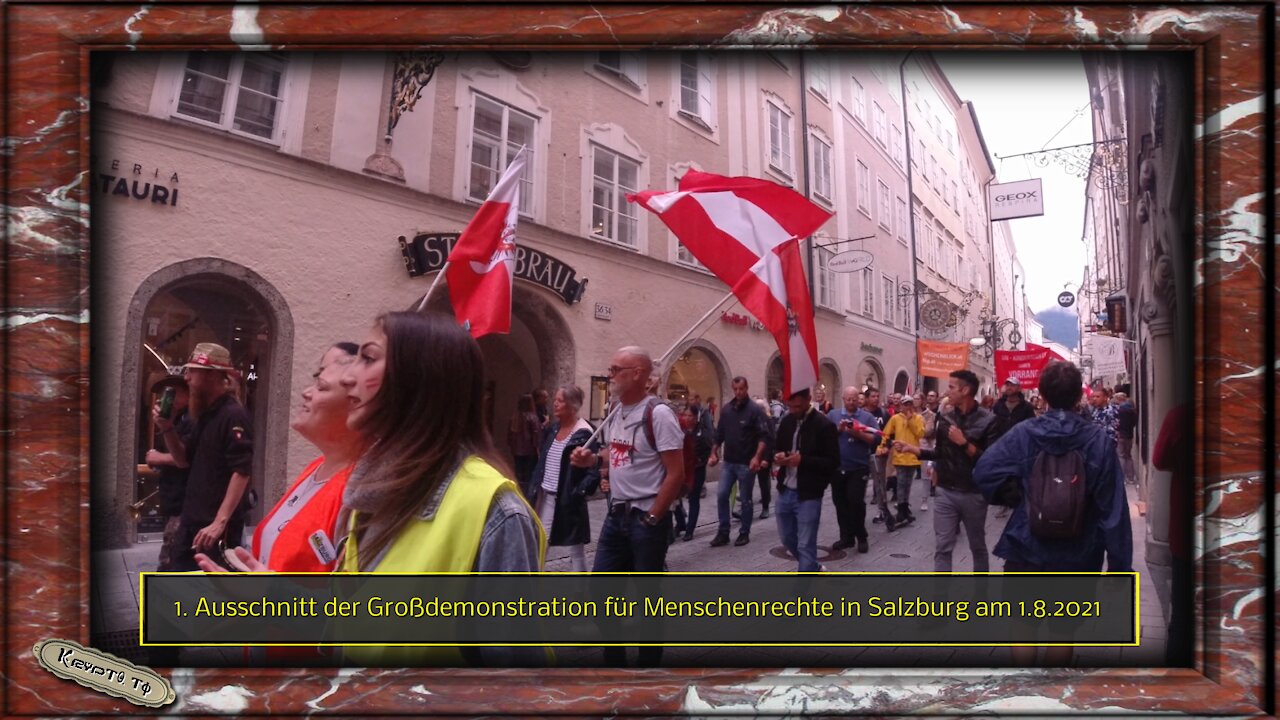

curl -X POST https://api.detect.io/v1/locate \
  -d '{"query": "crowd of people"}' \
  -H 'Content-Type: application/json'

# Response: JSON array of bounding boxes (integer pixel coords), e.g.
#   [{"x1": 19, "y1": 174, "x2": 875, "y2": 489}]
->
[{"x1": 143, "y1": 313, "x2": 1140, "y2": 668}]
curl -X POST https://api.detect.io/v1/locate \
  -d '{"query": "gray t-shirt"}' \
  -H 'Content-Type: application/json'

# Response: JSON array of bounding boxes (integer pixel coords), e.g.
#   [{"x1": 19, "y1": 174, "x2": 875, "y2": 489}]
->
[{"x1": 602, "y1": 399, "x2": 683, "y2": 512}]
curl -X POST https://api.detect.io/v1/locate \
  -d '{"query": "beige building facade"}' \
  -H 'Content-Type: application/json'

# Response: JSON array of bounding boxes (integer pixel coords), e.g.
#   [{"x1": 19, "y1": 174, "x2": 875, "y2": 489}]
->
[{"x1": 96, "y1": 50, "x2": 939, "y2": 546}]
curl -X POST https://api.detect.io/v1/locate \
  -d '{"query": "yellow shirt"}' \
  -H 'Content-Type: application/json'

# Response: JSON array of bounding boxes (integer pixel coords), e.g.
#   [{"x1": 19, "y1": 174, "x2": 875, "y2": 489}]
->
[{"x1": 878, "y1": 413, "x2": 926, "y2": 467}]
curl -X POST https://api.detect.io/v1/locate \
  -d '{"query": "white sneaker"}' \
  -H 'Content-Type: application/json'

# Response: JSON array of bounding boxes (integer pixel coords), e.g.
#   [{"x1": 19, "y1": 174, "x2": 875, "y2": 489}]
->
[{"x1": 919, "y1": 501, "x2": 928, "y2": 511}]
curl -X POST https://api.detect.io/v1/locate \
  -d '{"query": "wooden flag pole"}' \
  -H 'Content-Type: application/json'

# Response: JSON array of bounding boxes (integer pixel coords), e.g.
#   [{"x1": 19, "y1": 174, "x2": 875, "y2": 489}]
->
[
  {"x1": 582, "y1": 289, "x2": 738, "y2": 447},
  {"x1": 413, "y1": 263, "x2": 450, "y2": 313}
]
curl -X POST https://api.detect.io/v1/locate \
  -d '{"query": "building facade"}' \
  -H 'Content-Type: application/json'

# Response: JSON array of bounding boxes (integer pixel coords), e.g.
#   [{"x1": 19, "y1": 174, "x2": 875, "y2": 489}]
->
[{"x1": 96, "y1": 50, "x2": 939, "y2": 546}]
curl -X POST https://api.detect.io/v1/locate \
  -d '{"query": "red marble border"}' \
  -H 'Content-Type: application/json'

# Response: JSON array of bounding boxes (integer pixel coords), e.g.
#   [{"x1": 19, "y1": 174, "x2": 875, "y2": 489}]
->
[{"x1": 3, "y1": 3, "x2": 1273, "y2": 716}]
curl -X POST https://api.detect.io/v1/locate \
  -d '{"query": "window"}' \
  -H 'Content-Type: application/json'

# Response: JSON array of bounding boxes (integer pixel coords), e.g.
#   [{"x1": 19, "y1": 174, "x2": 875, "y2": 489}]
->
[
  {"x1": 809, "y1": 55, "x2": 830, "y2": 100},
  {"x1": 934, "y1": 234, "x2": 945, "y2": 278},
  {"x1": 892, "y1": 125, "x2": 904, "y2": 166},
  {"x1": 956, "y1": 251, "x2": 965, "y2": 288},
  {"x1": 591, "y1": 146, "x2": 640, "y2": 247},
  {"x1": 920, "y1": 154, "x2": 930, "y2": 185},
  {"x1": 913, "y1": 135, "x2": 923, "y2": 167},
  {"x1": 767, "y1": 101, "x2": 793, "y2": 177},
  {"x1": 470, "y1": 94, "x2": 536, "y2": 214},
  {"x1": 595, "y1": 52, "x2": 642, "y2": 88},
  {"x1": 852, "y1": 78, "x2": 866, "y2": 124},
  {"x1": 941, "y1": 167, "x2": 950, "y2": 205},
  {"x1": 900, "y1": 288, "x2": 912, "y2": 330},
  {"x1": 951, "y1": 180, "x2": 959, "y2": 208},
  {"x1": 678, "y1": 52, "x2": 715, "y2": 128},
  {"x1": 913, "y1": 209, "x2": 923, "y2": 254},
  {"x1": 873, "y1": 103, "x2": 887, "y2": 146},
  {"x1": 856, "y1": 160, "x2": 871, "y2": 215},
  {"x1": 862, "y1": 267, "x2": 875, "y2": 317},
  {"x1": 877, "y1": 180, "x2": 892, "y2": 229},
  {"x1": 896, "y1": 197, "x2": 908, "y2": 243},
  {"x1": 672, "y1": 167, "x2": 706, "y2": 269},
  {"x1": 945, "y1": 130, "x2": 954, "y2": 153},
  {"x1": 882, "y1": 275, "x2": 896, "y2": 326},
  {"x1": 922, "y1": 223, "x2": 934, "y2": 265},
  {"x1": 811, "y1": 136, "x2": 833, "y2": 203},
  {"x1": 175, "y1": 52, "x2": 287, "y2": 141},
  {"x1": 816, "y1": 248, "x2": 836, "y2": 309}
]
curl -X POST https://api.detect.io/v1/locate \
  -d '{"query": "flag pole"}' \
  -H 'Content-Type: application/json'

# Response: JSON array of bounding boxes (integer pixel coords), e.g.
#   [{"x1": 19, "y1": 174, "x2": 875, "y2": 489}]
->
[
  {"x1": 413, "y1": 264, "x2": 449, "y2": 313},
  {"x1": 582, "y1": 289, "x2": 737, "y2": 447}
]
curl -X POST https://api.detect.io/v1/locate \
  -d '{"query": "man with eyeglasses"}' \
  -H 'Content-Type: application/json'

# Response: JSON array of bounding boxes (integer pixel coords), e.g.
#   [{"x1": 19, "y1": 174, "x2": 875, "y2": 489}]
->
[{"x1": 571, "y1": 346, "x2": 685, "y2": 667}]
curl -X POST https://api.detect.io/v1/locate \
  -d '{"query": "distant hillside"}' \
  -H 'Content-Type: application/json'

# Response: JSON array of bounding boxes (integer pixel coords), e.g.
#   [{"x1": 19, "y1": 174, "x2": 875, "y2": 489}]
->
[{"x1": 1034, "y1": 307, "x2": 1080, "y2": 351}]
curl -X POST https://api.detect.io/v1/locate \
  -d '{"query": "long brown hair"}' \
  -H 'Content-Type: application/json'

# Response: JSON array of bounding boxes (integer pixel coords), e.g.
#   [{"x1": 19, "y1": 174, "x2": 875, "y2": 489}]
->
[{"x1": 349, "y1": 311, "x2": 507, "y2": 569}]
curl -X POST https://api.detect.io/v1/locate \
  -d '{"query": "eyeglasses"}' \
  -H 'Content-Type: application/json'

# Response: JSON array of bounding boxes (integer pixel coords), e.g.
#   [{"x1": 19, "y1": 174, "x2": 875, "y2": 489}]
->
[{"x1": 607, "y1": 365, "x2": 640, "y2": 376}]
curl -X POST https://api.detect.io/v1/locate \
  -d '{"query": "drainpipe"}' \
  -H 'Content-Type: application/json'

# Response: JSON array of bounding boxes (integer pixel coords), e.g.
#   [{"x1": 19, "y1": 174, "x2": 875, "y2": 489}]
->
[
  {"x1": 898, "y1": 51, "x2": 919, "y2": 333},
  {"x1": 799, "y1": 52, "x2": 816, "y2": 304}
]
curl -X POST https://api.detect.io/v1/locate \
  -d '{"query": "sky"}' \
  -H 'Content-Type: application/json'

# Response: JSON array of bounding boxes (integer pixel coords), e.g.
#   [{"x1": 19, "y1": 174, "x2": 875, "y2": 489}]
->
[{"x1": 937, "y1": 53, "x2": 1093, "y2": 317}]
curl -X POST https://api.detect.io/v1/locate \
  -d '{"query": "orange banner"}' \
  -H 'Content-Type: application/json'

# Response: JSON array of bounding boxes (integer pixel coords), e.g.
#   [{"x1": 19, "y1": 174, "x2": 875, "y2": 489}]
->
[{"x1": 917, "y1": 340, "x2": 969, "y2": 379}]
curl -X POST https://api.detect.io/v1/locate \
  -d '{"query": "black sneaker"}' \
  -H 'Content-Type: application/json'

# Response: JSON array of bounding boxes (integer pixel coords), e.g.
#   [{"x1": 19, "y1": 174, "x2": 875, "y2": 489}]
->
[
  {"x1": 732, "y1": 511, "x2": 742, "y2": 520},
  {"x1": 681, "y1": 531, "x2": 693, "y2": 542},
  {"x1": 831, "y1": 539, "x2": 851, "y2": 551},
  {"x1": 734, "y1": 534, "x2": 750, "y2": 546},
  {"x1": 759, "y1": 507, "x2": 770, "y2": 519},
  {"x1": 856, "y1": 537, "x2": 869, "y2": 553},
  {"x1": 885, "y1": 515, "x2": 897, "y2": 532},
  {"x1": 710, "y1": 533, "x2": 730, "y2": 547}
]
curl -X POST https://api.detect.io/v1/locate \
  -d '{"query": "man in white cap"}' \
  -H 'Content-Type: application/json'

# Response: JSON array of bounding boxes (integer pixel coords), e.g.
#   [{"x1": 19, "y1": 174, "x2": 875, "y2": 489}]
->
[
  {"x1": 152, "y1": 342, "x2": 253, "y2": 572},
  {"x1": 993, "y1": 376, "x2": 1034, "y2": 436}
]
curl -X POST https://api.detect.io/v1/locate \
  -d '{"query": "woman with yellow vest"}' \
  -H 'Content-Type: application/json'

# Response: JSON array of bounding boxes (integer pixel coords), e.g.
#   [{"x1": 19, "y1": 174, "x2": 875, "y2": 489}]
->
[
  {"x1": 877, "y1": 396, "x2": 926, "y2": 528},
  {"x1": 202, "y1": 312, "x2": 545, "y2": 666}
]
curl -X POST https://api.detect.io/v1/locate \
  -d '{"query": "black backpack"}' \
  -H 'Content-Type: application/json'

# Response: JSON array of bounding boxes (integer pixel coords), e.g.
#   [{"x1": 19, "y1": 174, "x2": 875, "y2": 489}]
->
[{"x1": 1026, "y1": 449, "x2": 1089, "y2": 540}]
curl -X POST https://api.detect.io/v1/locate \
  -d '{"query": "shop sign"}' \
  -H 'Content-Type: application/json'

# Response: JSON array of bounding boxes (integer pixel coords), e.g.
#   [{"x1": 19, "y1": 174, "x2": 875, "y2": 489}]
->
[
  {"x1": 988, "y1": 178, "x2": 1044, "y2": 221},
  {"x1": 95, "y1": 159, "x2": 180, "y2": 207},
  {"x1": 594, "y1": 303, "x2": 612, "y2": 321},
  {"x1": 720, "y1": 311, "x2": 765, "y2": 332},
  {"x1": 859, "y1": 342, "x2": 883, "y2": 355},
  {"x1": 828, "y1": 249, "x2": 874, "y2": 273},
  {"x1": 1057, "y1": 291, "x2": 1075, "y2": 308},
  {"x1": 399, "y1": 233, "x2": 587, "y2": 305}
]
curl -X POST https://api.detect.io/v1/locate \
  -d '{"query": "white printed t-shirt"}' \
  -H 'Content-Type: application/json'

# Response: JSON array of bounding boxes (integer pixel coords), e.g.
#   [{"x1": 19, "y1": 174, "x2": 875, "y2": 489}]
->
[{"x1": 602, "y1": 399, "x2": 683, "y2": 513}]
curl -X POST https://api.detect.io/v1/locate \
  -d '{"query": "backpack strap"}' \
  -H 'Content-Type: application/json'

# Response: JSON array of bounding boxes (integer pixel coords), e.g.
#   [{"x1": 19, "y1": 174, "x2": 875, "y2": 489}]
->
[{"x1": 642, "y1": 396, "x2": 660, "y2": 450}]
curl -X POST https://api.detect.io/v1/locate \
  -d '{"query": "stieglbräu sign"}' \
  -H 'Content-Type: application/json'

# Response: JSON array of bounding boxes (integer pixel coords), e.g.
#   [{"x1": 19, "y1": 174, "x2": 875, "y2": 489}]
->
[{"x1": 399, "y1": 233, "x2": 587, "y2": 305}]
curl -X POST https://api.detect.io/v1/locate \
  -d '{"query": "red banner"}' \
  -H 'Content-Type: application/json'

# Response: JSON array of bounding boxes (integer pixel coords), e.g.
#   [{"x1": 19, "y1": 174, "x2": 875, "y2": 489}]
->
[
  {"x1": 994, "y1": 347, "x2": 1054, "y2": 390},
  {"x1": 916, "y1": 340, "x2": 969, "y2": 379}
]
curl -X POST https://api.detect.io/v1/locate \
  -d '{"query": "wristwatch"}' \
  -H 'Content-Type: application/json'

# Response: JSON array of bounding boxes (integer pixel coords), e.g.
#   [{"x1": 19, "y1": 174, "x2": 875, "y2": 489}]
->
[{"x1": 642, "y1": 512, "x2": 661, "y2": 527}]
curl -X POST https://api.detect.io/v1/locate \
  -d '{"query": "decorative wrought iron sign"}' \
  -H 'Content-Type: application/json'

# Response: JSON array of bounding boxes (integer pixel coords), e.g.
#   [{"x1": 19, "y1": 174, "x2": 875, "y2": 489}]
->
[{"x1": 398, "y1": 233, "x2": 587, "y2": 305}]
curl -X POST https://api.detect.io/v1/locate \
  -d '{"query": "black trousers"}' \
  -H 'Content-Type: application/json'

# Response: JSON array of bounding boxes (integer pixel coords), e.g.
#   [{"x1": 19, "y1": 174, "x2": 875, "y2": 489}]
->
[
  {"x1": 756, "y1": 467, "x2": 772, "y2": 509},
  {"x1": 831, "y1": 468, "x2": 870, "y2": 543}
]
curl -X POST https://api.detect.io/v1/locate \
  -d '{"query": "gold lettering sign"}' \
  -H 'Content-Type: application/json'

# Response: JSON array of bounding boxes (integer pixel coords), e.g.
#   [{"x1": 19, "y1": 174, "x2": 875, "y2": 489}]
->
[{"x1": 32, "y1": 638, "x2": 175, "y2": 708}]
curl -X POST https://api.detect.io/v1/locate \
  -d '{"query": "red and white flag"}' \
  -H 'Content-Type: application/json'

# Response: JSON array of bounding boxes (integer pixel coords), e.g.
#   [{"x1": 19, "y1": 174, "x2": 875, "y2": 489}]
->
[
  {"x1": 445, "y1": 147, "x2": 527, "y2": 337},
  {"x1": 628, "y1": 170, "x2": 832, "y2": 397}
]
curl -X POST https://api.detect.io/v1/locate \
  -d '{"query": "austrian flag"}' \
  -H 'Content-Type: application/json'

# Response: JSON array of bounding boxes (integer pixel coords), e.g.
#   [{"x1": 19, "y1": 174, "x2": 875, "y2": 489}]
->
[
  {"x1": 445, "y1": 146, "x2": 528, "y2": 337},
  {"x1": 628, "y1": 170, "x2": 832, "y2": 397}
]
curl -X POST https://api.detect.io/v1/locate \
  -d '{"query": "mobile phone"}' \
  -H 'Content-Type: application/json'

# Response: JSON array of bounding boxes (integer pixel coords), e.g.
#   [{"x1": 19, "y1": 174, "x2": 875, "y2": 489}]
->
[{"x1": 158, "y1": 387, "x2": 176, "y2": 419}]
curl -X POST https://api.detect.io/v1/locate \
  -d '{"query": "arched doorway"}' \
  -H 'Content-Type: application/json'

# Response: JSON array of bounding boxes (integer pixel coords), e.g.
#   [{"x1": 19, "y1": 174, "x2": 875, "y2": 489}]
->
[
  {"x1": 117, "y1": 260, "x2": 293, "y2": 545},
  {"x1": 856, "y1": 356, "x2": 885, "y2": 394},
  {"x1": 893, "y1": 370, "x2": 911, "y2": 395},
  {"x1": 766, "y1": 354, "x2": 784, "y2": 400},
  {"x1": 664, "y1": 341, "x2": 728, "y2": 408},
  {"x1": 818, "y1": 359, "x2": 841, "y2": 399},
  {"x1": 422, "y1": 280, "x2": 575, "y2": 457}
]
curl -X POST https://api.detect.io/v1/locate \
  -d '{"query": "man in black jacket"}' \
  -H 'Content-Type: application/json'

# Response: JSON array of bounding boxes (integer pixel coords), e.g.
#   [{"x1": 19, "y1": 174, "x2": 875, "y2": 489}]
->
[
  {"x1": 895, "y1": 369, "x2": 1000, "y2": 572},
  {"x1": 772, "y1": 388, "x2": 840, "y2": 572},
  {"x1": 993, "y1": 377, "x2": 1035, "y2": 435}
]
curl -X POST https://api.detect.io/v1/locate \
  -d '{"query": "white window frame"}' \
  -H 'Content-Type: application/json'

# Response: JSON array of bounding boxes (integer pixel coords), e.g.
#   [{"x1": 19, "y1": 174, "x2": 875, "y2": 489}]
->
[
  {"x1": 855, "y1": 158, "x2": 871, "y2": 217},
  {"x1": 873, "y1": 102, "x2": 887, "y2": 146},
  {"x1": 876, "y1": 179, "x2": 892, "y2": 230},
  {"x1": 852, "y1": 77, "x2": 867, "y2": 124},
  {"x1": 452, "y1": 66, "x2": 551, "y2": 223},
  {"x1": 809, "y1": 54, "x2": 831, "y2": 102},
  {"x1": 862, "y1": 266, "x2": 876, "y2": 317},
  {"x1": 580, "y1": 123, "x2": 648, "y2": 251},
  {"x1": 591, "y1": 51, "x2": 645, "y2": 91},
  {"x1": 816, "y1": 247, "x2": 837, "y2": 310},
  {"x1": 811, "y1": 134, "x2": 833, "y2": 204},
  {"x1": 162, "y1": 52, "x2": 300, "y2": 147},
  {"x1": 589, "y1": 145, "x2": 642, "y2": 249},
  {"x1": 466, "y1": 93, "x2": 540, "y2": 219},
  {"x1": 900, "y1": 283, "x2": 912, "y2": 330},
  {"x1": 765, "y1": 96, "x2": 794, "y2": 179},
  {"x1": 675, "y1": 51, "x2": 717, "y2": 133},
  {"x1": 935, "y1": 233, "x2": 946, "y2": 279},
  {"x1": 881, "y1": 274, "x2": 896, "y2": 326},
  {"x1": 913, "y1": 209, "x2": 924, "y2": 255},
  {"x1": 892, "y1": 125, "x2": 904, "y2": 167},
  {"x1": 896, "y1": 197, "x2": 909, "y2": 244}
]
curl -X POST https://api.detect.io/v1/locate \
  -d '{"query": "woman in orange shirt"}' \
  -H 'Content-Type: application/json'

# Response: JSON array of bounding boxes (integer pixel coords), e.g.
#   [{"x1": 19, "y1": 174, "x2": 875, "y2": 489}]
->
[{"x1": 250, "y1": 342, "x2": 362, "y2": 572}]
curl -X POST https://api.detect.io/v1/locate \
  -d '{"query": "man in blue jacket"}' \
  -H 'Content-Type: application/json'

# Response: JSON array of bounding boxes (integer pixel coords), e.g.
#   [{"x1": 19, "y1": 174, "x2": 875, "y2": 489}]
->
[
  {"x1": 973, "y1": 361, "x2": 1133, "y2": 573},
  {"x1": 972, "y1": 360, "x2": 1133, "y2": 664}
]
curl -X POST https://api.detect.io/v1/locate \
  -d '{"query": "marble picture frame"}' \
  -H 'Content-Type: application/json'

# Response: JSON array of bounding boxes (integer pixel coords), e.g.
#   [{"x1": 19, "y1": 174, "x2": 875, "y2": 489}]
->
[{"x1": 3, "y1": 3, "x2": 1273, "y2": 715}]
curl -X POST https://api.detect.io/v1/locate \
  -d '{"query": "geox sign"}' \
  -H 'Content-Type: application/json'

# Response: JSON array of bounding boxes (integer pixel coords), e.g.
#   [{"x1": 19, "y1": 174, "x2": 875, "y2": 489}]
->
[{"x1": 988, "y1": 178, "x2": 1044, "y2": 221}]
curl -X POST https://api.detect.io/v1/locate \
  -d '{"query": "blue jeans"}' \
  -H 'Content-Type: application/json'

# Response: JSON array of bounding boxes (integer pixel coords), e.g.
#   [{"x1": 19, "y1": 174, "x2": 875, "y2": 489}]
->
[
  {"x1": 684, "y1": 465, "x2": 708, "y2": 535},
  {"x1": 717, "y1": 462, "x2": 754, "y2": 536},
  {"x1": 593, "y1": 505, "x2": 669, "y2": 666},
  {"x1": 775, "y1": 487, "x2": 822, "y2": 571}
]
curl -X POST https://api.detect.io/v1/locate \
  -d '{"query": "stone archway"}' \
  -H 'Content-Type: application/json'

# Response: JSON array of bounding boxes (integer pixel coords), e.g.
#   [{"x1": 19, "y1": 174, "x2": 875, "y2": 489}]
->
[
  {"x1": 420, "y1": 280, "x2": 576, "y2": 453},
  {"x1": 111, "y1": 258, "x2": 294, "y2": 548},
  {"x1": 663, "y1": 339, "x2": 730, "y2": 409},
  {"x1": 856, "y1": 356, "x2": 885, "y2": 394},
  {"x1": 893, "y1": 370, "x2": 911, "y2": 395}
]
